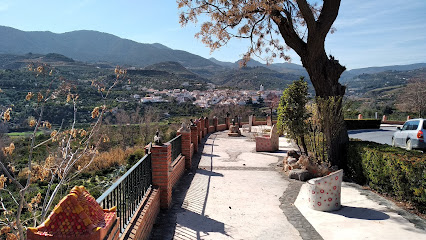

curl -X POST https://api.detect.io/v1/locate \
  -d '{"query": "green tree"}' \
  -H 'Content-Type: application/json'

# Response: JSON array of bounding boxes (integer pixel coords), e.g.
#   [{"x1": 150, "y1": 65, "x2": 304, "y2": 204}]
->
[
  {"x1": 277, "y1": 77, "x2": 309, "y2": 155},
  {"x1": 178, "y1": 0, "x2": 348, "y2": 167}
]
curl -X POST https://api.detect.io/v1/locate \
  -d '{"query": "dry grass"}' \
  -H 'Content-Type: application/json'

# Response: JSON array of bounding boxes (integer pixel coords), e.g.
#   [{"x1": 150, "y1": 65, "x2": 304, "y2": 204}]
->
[{"x1": 78, "y1": 146, "x2": 143, "y2": 172}]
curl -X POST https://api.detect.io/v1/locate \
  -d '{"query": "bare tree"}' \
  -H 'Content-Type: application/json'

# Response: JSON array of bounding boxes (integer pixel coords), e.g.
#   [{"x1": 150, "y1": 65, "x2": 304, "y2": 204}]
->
[
  {"x1": 396, "y1": 79, "x2": 426, "y2": 118},
  {"x1": 139, "y1": 107, "x2": 160, "y2": 145},
  {"x1": 0, "y1": 64, "x2": 126, "y2": 239},
  {"x1": 178, "y1": 0, "x2": 348, "y2": 167}
]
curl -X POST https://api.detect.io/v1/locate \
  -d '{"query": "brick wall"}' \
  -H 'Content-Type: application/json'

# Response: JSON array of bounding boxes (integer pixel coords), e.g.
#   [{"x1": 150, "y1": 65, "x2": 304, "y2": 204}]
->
[
  {"x1": 208, "y1": 125, "x2": 215, "y2": 133},
  {"x1": 169, "y1": 155, "x2": 185, "y2": 189},
  {"x1": 254, "y1": 120, "x2": 267, "y2": 126},
  {"x1": 121, "y1": 188, "x2": 160, "y2": 240},
  {"x1": 217, "y1": 124, "x2": 227, "y2": 131}
]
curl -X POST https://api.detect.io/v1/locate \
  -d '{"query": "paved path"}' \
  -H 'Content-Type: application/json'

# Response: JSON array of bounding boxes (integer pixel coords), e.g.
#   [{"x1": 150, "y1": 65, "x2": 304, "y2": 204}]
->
[
  {"x1": 150, "y1": 128, "x2": 426, "y2": 240},
  {"x1": 150, "y1": 129, "x2": 316, "y2": 239}
]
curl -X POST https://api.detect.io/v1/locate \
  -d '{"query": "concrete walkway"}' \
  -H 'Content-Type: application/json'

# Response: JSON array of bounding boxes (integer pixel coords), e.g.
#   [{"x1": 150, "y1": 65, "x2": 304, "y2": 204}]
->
[{"x1": 150, "y1": 127, "x2": 426, "y2": 240}]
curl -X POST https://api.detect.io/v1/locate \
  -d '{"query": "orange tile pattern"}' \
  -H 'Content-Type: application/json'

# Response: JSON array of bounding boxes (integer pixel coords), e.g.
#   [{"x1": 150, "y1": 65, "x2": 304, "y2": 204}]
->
[{"x1": 28, "y1": 186, "x2": 116, "y2": 238}]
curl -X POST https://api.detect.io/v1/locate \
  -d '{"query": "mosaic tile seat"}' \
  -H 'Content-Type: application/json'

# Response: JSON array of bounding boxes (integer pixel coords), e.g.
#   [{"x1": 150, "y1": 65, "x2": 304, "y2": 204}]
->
[
  {"x1": 307, "y1": 169, "x2": 343, "y2": 211},
  {"x1": 27, "y1": 186, "x2": 117, "y2": 240},
  {"x1": 255, "y1": 125, "x2": 279, "y2": 152}
]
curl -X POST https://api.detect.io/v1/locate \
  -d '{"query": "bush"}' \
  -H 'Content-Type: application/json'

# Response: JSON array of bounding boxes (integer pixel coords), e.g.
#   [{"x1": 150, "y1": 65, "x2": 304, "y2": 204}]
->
[
  {"x1": 345, "y1": 119, "x2": 381, "y2": 130},
  {"x1": 127, "y1": 149, "x2": 145, "y2": 167},
  {"x1": 346, "y1": 141, "x2": 426, "y2": 213}
]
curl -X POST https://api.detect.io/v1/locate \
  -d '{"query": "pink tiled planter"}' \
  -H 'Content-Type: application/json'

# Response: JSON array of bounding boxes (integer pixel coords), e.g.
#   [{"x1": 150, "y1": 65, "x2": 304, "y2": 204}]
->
[{"x1": 307, "y1": 170, "x2": 343, "y2": 211}]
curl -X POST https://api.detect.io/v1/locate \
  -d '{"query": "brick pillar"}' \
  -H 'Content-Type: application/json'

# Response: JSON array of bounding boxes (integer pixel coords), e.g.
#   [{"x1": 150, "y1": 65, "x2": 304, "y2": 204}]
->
[
  {"x1": 203, "y1": 117, "x2": 208, "y2": 136},
  {"x1": 267, "y1": 115, "x2": 272, "y2": 126},
  {"x1": 253, "y1": 115, "x2": 257, "y2": 126},
  {"x1": 147, "y1": 143, "x2": 171, "y2": 209},
  {"x1": 190, "y1": 125, "x2": 198, "y2": 153},
  {"x1": 407, "y1": 116, "x2": 411, "y2": 120},
  {"x1": 200, "y1": 118, "x2": 205, "y2": 138},
  {"x1": 177, "y1": 125, "x2": 192, "y2": 169},
  {"x1": 196, "y1": 120, "x2": 202, "y2": 143},
  {"x1": 225, "y1": 117, "x2": 230, "y2": 129},
  {"x1": 213, "y1": 117, "x2": 218, "y2": 132},
  {"x1": 382, "y1": 115, "x2": 387, "y2": 122},
  {"x1": 358, "y1": 114, "x2": 363, "y2": 120}
]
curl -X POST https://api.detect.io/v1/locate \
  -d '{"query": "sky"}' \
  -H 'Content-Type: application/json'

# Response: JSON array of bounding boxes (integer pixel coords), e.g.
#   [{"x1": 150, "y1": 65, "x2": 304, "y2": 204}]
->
[{"x1": 0, "y1": 0, "x2": 425, "y2": 70}]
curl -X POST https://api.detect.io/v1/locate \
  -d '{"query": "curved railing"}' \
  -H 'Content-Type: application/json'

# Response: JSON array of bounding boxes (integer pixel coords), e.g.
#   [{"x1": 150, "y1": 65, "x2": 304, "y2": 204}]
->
[{"x1": 96, "y1": 153, "x2": 152, "y2": 235}]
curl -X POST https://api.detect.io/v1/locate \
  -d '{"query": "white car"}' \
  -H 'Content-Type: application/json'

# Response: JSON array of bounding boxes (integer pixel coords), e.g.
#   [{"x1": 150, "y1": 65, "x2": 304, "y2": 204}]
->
[{"x1": 392, "y1": 118, "x2": 425, "y2": 150}]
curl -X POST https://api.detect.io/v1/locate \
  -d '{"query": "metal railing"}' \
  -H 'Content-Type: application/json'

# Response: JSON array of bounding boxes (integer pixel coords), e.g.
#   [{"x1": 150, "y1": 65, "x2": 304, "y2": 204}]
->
[
  {"x1": 169, "y1": 134, "x2": 182, "y2": 163},
  {"x1": 96, "y1": 153, "x2": 152, "y2": 235}
]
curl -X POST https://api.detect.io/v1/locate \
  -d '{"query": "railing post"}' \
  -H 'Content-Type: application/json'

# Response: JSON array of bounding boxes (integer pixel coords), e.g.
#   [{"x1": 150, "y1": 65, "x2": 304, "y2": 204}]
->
[
  {"x1": 253, "y1": 115, "x2": 257, "y2": 126},
  {"x1": 177, "y1": 124, "x2": 192, "y2": 169},
  {"x1": 147, "y1": 143, "x2": 172, "y2": 209},
  {"x1": 190, "y1": 125, "x2": 198, "y2": 153},
  {"x1": 213, "y1": 116, "x2": 218, "y2": 132}
]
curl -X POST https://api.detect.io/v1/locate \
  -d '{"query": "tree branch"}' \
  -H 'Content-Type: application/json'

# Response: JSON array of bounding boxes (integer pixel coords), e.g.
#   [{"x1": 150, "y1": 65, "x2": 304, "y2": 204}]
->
[
  {"x1": 295, "y1": 0, "x2": 316, "y2": 31},
  {"x1": 270, "y1": 9, "x2": 306, "y2": 57},
  {"x1": 316, "y1": 0, "x2": 341, "y2": 39}
]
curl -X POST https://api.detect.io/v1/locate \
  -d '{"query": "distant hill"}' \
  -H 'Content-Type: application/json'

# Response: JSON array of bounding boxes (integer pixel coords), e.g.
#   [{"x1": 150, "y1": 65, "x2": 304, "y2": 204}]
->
[
  {"x1": 142, "y1": 61, "x2": 209, "y2": 84},
  {"x1": 0, "y1": 53, "x2": 114, "y2": 70},
  {"x1": 2, "y1": 25, "x2": 426, "y2": 91},
  {"x1": 211, "y1": 66, "x2": 300, "y2": 90},
  {"x1": 209, "y1": 57, "x2": 309, "y2": 77},
  {"x1": 341, "y1": 63, "x2": 426, "y2": 82},
  {"x1": 145, "y1": 61, "x2": 198, "y2": 76},
  {"x1": 346, "y1": 68, "x2": 426, "y2": 91},
  {"x1": 0, "y1": 25, "x2": 221, "y2": 71}
]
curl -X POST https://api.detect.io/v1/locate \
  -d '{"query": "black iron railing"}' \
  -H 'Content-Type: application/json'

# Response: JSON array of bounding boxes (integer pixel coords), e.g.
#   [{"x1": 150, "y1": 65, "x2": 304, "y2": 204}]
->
[
  {"x1": 96, "y1": 153, "x2": 152, "y2": 235},
  {"x1": 169, "y1": 134, "x2": 182, "y2": 163}
]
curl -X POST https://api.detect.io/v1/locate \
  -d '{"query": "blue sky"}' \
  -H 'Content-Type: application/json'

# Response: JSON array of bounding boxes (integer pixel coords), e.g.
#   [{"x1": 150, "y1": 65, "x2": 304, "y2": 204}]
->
[{"x1": 0, "y1": 0, "x2": 425, "y2": 69}]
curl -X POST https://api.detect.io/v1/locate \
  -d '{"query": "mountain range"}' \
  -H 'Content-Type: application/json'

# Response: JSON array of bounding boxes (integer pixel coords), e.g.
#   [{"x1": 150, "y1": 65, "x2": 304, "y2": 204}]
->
[{"x1": 0, "y1": 25, "x2": 425, "y2": 90}]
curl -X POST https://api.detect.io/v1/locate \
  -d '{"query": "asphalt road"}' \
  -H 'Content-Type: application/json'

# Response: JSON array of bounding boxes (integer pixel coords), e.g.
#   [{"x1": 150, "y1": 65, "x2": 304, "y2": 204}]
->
[{"x1": 348, "y1": 125, "x2": 399, "y2": 145}]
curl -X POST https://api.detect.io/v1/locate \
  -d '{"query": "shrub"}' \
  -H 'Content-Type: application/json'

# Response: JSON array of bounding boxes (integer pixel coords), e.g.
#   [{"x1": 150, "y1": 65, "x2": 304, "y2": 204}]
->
[
  {"x1": 345, "y1": 119, "x2": 381, "y2": 130},
  {"x1": 127, "y1": 149, "x2": 145, "y2": 167},
  {"x1": 346, "y1": 141, "x2": 426, "y2": 213}
]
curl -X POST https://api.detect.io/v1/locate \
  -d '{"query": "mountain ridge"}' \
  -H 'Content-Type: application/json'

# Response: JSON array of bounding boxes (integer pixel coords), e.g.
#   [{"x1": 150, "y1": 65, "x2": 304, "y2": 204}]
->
[{"x1": 1, "y1": 25, "x2": 426, "y2": 90}]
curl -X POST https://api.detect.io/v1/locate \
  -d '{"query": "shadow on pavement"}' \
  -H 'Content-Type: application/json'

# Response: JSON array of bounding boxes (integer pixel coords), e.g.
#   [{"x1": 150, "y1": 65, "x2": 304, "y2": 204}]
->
[
  {"x1": 332, "y1": 206, "x2": 390, "y2": 220},
  {"x1": 201, "y1": 153, "x2": 220, "y2": 158},
  {"x1": 196, "y1": 168, "x2": 224, "y2": 177},
  {"x1": 174, "y1": 210, "x2": 227, "y2": 240}
]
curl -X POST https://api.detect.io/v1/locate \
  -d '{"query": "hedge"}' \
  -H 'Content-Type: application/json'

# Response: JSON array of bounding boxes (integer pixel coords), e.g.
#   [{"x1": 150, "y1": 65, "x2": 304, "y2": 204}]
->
[
  {"x1": 346, "y1": 141, "x2": 426, "y2": 213},
  {"x1": 345, "y1": 119, "x2": 381, "y2": 130}
]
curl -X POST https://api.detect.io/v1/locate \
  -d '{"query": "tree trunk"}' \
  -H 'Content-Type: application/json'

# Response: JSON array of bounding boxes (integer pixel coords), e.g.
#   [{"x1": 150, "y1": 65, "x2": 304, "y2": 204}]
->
[
  {"x1": 300, "y1": 135, "x2": 308, "y2": 156},
  {"x1": 302, "y1": 53, "x2": 349, "y2": 168}
]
